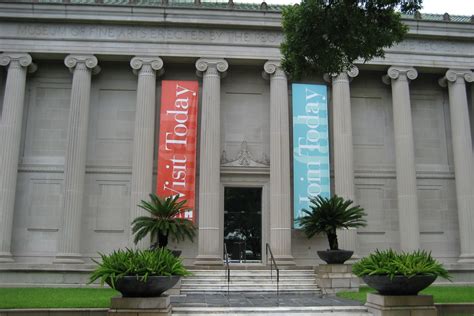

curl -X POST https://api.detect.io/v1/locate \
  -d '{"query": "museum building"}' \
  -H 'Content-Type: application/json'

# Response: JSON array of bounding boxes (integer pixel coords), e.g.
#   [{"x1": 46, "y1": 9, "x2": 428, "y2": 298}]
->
[{"x1": 0, "y1": 0, "x2": 474, "y2": 284}]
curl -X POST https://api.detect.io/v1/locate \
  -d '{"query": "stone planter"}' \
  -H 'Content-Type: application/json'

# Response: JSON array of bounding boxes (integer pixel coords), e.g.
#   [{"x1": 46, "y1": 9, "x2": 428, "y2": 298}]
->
[
  {"x1": 362, "y1": 274, "x2": 437, "y2": 295},
  {"x1": 315, "y1": 264, "x2": 359, "y2": 294},
  {"x1": 365, "y1": 293, "x2": 437, "y2": 316},
  {"x1": 111, "y1": 275, "x2": 180, "y2": 297},
  {"x1": 317, "y1": 249, "x2": 353, "y2": 264},
  {"x1": 109, "y1": 295, "x2": 172, "y2": 316}
]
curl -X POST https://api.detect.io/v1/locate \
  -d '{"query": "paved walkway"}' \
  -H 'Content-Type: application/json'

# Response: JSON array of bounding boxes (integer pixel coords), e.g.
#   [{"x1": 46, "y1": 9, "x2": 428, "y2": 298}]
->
[{"x1": 171, "y1": 293, "x2": 362, "y2": 308}]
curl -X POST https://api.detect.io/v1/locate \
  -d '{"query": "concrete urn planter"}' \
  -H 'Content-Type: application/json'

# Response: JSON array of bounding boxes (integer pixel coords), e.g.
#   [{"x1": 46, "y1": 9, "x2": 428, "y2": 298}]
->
[
  {"x1": 317, "y1": 249, "x2": 353, "y2": 264},
  {"x1": 362, "y1": 274, "x2": 437, "y2": 295},
  {"x1": 110, "y1": 275, "x2": 180, "y2": 297}
]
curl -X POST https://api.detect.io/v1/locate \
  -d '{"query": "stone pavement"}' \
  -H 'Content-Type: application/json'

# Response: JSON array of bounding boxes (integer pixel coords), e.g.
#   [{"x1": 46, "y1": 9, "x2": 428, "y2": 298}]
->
[{"x1": 171, "y1": 293, "x2": 362, "y2": 308}]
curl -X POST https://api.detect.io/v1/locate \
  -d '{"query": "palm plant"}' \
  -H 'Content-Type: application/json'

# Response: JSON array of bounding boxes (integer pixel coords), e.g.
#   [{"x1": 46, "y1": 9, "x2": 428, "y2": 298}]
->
[
  {"x1": 132, "y1": 194, "x2": 196, "y2": 249},
  {"x1": 298, "y1": 195, "x2": 367, "y2": 250}
]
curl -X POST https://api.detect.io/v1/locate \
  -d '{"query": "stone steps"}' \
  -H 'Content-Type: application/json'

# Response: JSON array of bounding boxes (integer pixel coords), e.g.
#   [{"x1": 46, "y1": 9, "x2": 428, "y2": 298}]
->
[
  {"x1": 172, "y1": 306, "x2": 372, "y2": 315},
  {"x1": 181, "y1": 269, "x2": 320, "y2": 294}
]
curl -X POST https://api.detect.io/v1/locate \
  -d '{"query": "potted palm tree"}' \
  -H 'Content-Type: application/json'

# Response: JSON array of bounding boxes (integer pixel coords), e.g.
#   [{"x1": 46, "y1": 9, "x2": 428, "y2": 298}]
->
[
  {"x1": 297, "y1": 195, "x2": 367, "y2": 264},
  {"x1": 132, "y1": 194, "x2": 196, "y2": 254}
]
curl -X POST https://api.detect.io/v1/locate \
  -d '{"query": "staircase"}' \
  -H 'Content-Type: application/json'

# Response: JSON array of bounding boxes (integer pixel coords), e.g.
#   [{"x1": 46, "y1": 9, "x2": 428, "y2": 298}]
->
[
  {"x1": 173, "y1": 306, "x2": 372, "y2": 316},
  {"x1": 181, "y1": 269, "x2": 321, "y2": 294}
]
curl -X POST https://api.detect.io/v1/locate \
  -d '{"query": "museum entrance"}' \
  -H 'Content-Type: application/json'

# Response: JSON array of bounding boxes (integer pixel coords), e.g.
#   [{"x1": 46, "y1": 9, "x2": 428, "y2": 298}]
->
[{"x1": 224, "y1": 187, "x2": 262, "y2": 263}]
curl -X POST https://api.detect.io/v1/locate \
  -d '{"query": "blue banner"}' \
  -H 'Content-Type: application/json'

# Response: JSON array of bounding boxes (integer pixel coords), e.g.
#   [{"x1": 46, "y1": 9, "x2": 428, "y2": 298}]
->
[{"x1": 292, "y1": 84, "x2": 330, "y2": 228}]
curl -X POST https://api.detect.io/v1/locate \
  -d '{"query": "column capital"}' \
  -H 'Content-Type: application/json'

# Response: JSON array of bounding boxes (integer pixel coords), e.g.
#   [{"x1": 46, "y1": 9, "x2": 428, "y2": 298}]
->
[
  {"x1": 0, "y1": 53, "x2": 36, "y2": 73},
  {"x1": 195, "y1": 58, "x2": 228, "y2": 77},
  {"x1": 323, "y1": 66, "x2": 359, "y2": 83},
  {"x1": 382, "y1": 66, "x2": 417, "y2": 85},
  {"x1": 64, "y1": 55, "x2": 100, "y2": 75},
  {"x1": 262, "y1": 60, "x2": 287, "y2": 80},
  {"x1": 130, "y1": 56, "x2": 164, "y2": 76},
  {"x1": 438, "y1": 69, "x2": 474, "y2": 87}
]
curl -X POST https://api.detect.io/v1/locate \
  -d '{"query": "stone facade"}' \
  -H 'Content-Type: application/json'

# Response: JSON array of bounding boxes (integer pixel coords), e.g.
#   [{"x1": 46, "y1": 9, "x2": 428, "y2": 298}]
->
[{"x1": 0, "y1": 0, "x2": 473, "y2": 284}]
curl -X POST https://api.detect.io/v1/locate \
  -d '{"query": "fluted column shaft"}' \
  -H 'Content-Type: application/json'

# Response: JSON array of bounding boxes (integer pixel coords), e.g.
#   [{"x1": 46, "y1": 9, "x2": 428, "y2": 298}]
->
[
  {"x1": 129, "y1": 57, "x2": 163, "y2": 248},
  {"x1": 326, "y1": 67, "x2": 359, "y2": 255},
  {"x1": 384, "y1": 66, "x2": 420, "y2": 251},
  {"x1": 439, "y1": 69, "x2": 474, "y2": 262},
  {"x1": 264, "y1": 61, "x2": 294, "y2": 265},
  {"x1": 195, "y1": 58, "x2": 228, "y2": 265},
  {"x1": 55, "y1": 55, "x2": 100, "y2": 263},
  {"x1": 0, "y1": 53, "x2": 34, "y2": 262}
]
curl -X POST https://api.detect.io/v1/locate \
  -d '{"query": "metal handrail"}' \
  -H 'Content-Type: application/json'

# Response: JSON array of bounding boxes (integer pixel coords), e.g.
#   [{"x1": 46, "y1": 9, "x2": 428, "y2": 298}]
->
[
  {"x1": 265, "y1": 243, "x2": 280, "y2": 295},
  {"x1": 224, "y1": 243, "x2": 230, "y2": 294}
]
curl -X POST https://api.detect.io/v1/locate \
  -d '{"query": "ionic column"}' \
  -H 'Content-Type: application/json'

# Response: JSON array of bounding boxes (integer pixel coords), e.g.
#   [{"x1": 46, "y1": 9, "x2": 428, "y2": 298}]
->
[
  {"x1": 324, "y1": 67, "x2": 359, "y2": 256},
  {"x1": 129, "y1": 57, "x2": 164, "y2": 248},
  {"x1": 263, "y1": 61, "x2": 294, "y2": 265},
  {"x1": 439, "y1": 69, "x2": 474, "y2": 263},
  {"x1": 194, "y1": 58, "x2": 228, "y2": 266},
  {"x1": 55, "y1": 55, "x2": 100, "y2": 263},
  {"x1": 383, "y1": 66, "x2": 420, "y2": 252},
  {"x1": 0, "y1": 53, "x2": 36, "y2": 263}
]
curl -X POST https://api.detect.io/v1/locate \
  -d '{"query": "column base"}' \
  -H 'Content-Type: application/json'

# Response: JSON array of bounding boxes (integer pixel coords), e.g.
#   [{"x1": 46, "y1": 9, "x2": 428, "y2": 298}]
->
[
  {"x1": 194, "y1": 255, "x2": 223, "y2": 266},
  {"x1": 458, "y1": 253, "x2": 474, "y2": 263},
  {"x1": 0, "y1": 251, "x2": 14, "y2": 263},
  {"x1": 54, "y1": 253, "x2": 84, "y2": 264}
]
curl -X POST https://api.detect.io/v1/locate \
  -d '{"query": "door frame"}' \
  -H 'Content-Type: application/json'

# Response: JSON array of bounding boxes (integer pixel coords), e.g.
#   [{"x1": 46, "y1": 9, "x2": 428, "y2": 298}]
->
[{"x1": 220, "y1": 174, "x2": 269, "y2": 265}]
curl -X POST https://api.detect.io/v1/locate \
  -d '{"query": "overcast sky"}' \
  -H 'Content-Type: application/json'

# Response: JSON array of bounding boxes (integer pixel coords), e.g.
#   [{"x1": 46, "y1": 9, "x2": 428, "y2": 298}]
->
[{"x1": 252, "y1": 0, "x2": 474, "y2": 15}]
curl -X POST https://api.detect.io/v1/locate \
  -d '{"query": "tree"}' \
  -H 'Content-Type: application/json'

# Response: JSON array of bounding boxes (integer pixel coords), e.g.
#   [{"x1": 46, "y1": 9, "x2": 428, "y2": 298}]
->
[
  {"x1": 281, "y1": 0, "x2": 423, "y2": 79},
  {"x1": 297, "y1": 195, "x2": 367, "y2": 250},
  {"x1": 131, "y1": 194, "x2": 196, "y2": 249}
]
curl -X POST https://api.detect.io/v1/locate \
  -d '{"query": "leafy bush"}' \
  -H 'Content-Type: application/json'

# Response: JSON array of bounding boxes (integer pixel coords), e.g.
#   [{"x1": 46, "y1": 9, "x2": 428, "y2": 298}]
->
[
  {"x1": 353, "y1": 249, "x2": 451, "y2": 280},
  {"x1": 89, "y1": 248, "x2": 190, "y2": 288}
]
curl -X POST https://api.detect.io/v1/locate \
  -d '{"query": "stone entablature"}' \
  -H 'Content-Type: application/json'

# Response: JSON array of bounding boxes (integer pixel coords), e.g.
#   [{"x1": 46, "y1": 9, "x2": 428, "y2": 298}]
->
[{"x1": 0, "y1": 2, "x2": 473, "y2": 69}]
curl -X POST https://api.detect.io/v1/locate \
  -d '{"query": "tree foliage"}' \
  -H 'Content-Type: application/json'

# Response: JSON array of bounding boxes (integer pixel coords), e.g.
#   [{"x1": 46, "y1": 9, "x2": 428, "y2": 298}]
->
[{"x1": 281, "y1": 0, "x2": 422, "y2": 79}]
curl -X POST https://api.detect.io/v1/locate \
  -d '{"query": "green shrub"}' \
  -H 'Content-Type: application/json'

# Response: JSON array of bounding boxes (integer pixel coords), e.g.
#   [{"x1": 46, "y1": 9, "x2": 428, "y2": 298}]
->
[
  {"x1": 352, "y1": 249, "x2": 450, "y2": 280},
  {"x1": 89, "y1": 248, "x2": 190, "y2": 288}
]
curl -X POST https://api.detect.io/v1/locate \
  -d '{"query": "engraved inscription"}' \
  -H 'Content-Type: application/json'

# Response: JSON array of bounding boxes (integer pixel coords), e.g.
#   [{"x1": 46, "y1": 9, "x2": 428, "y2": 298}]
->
[
  {"x1": 392, "y1": 39, "x2": 472, "y2": 54},
  {"x1": 14, "y1": 23, "x2": 282, "y2": 45}
]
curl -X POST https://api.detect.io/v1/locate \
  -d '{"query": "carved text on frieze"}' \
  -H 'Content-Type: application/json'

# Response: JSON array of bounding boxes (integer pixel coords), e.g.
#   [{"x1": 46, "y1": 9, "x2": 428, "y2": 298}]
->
[{"x1": 15, "y1": 23, "x2": 282, "y2": 45}]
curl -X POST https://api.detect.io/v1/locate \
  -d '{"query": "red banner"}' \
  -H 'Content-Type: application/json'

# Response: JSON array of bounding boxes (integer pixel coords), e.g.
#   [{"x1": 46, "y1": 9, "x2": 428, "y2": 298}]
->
[{"x1": 157, "y1": 80, "x2": 199, "y2": 222}]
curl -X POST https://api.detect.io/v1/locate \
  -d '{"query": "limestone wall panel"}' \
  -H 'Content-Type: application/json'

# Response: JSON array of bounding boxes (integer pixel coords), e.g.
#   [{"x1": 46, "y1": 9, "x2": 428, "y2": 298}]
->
[
  {"x1": 417, "y1": 179, "x2": 459, "y2": 261},
  {"x1": 221, "y1": 67, "x2": 270, "y2": 163},
  {"x1": 81, "y1": 173, "x2": 131, "y2": 261},
  {"x1": 22, "y1": 62, "x2": 71, "y2": 164},
  {"x1": 87, "y1": 62, "x2": 136, "y2": 167},
  {"x1": 410, "y1": 74, "x2": 453, "y2": 168},
  {"x1": 11, "y1": 172, "x2": 63, "y2": 263},
  {"x1": 351, "y1": 72, "x2": 395, "y2": 169}
]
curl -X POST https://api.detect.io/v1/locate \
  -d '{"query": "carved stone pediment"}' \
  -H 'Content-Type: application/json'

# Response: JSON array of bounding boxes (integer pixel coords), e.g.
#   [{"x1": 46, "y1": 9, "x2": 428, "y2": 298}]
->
[{"x1": 221, "y1": 141, "x2": 269, "y2": 167}]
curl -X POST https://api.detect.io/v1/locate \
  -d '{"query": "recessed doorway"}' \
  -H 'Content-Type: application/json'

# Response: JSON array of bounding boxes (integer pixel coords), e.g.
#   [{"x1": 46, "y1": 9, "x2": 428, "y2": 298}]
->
[{"x1": 224, "y1": 187, "x2": 262, "y2": 263}]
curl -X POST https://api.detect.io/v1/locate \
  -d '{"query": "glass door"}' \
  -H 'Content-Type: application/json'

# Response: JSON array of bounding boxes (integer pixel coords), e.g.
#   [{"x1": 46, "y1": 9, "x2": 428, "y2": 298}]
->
[{"x1": 224, "y1": 187, "x2": 262, "y2": 263}]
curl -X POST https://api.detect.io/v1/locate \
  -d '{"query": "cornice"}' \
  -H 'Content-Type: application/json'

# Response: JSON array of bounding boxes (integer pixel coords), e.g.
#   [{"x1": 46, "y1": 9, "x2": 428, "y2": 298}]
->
[
  {"x1": 0, "y1": 3, "x2": 472, "y2": 69},
  {"x1": 0, "y1": 2, "x2": 472, "y2": 40},
  {"x1": 0, "y1": 2, "x2": 282, "y2": 29}
]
